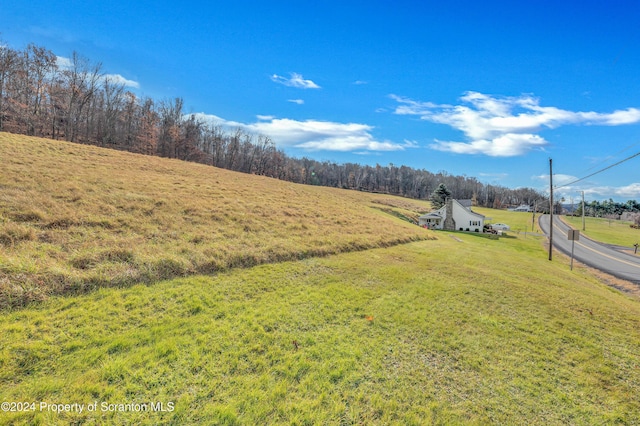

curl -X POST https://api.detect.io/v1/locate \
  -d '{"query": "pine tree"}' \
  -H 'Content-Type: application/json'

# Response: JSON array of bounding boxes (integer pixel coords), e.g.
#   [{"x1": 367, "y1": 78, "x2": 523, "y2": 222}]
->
[{"x1": 430, "y1": 183, "x2": 452, "y2": 209}]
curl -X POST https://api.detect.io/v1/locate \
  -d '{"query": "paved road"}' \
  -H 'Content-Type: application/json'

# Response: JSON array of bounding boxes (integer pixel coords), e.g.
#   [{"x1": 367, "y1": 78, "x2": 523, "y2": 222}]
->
[{"x1": 539, "y1": 214, "x2": 640, "y2": 284}]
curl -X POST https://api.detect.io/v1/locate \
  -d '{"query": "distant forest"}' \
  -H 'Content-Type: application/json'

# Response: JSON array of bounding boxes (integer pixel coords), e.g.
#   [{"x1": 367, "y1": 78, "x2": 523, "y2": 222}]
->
[{"x1": 0, "y1": 42, "x2": 548, "y2": 208}]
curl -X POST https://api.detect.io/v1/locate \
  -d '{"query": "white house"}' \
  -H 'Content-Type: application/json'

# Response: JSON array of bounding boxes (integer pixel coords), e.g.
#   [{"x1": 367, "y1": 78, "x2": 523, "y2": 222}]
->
[{"x1": 419, "y1": 199, "x2": 485, "y2": 232}]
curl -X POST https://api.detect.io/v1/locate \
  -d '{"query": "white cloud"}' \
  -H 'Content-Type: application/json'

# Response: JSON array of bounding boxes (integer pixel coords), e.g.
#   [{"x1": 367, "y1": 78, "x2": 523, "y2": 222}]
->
[
  {"x1": 533, "y1": 173, "x2": 579, "y2": 186},
  {"x1": 190, "y1": 113, "x2": 245, "y2": 129},
  {"x1": 288, "y1": 99, "x2": 304, "y2": 105},
  {"x1": 56, "y1": 56, "x2": 140, "y2": 89},
  {"x1": 103, "y1": 74, "x2": 140, "y2": 89},
  {"x1": 191, "y1": 113, "x2": 416, "y2": 152},
  {"x1": 248, "y1": 118, "x2": 406, "y2": 151},
  {"x1": 562, "y1": 183, "x2": 640, "y2": 201},
  {"x1": 613, "y1": 183, "x2": 640, "y2": 198},
  {"x1": 392, "y1": 92, "x2": 640, "y2": 157},
  {"x1": 532, "y1": 174, "x2": 640, "y2": 201},
  {"x1": 431, "y1": 133, "x2": 547, "y2": 157},
  {"x1": 56, "y1": 56, "x2": 72, "y2": 69},
  {"x1": 271, "y1": 73, "x2": 320, "y2": 89}
]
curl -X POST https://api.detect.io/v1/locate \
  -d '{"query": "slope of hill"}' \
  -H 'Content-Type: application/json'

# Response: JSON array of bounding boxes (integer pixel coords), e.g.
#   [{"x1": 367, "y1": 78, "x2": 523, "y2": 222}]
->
[
  {"x1": 2, "y1": 133, "x2": 640, "y2": 423},
  {"x1": 1, "y1": 232, "x2": 639, "y2": 424},
  {"x1": 0, "y1": 132, "x2": 433, "y2": 308}
]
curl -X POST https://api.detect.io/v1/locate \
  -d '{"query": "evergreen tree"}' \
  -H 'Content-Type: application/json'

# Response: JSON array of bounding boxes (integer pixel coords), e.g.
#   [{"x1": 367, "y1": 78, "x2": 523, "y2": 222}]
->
[{"x1": 430, "y1": 183, "x2": 452, "y2": 209}]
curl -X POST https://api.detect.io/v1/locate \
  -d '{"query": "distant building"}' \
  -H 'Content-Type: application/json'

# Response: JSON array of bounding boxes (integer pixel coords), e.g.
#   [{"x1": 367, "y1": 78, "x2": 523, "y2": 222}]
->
[
  {"x1": 418, "y1": 199, "x2": 485, "y2": 232},
  {"x1": 507, "y1": 204, "x2": 532, "y2": 212}
]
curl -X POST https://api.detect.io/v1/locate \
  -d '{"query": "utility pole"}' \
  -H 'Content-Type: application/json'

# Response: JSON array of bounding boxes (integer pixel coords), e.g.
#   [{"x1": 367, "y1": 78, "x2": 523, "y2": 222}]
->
[
  {"x1": 532, "y1": 201, "x2": 536, "y2": 232},
  {"x1": 581, "y1": 190, "x2": 585, "y2": 231},
  {"x1": 570, "y1": 196, "x2": 574, "y2": 214},
  {"x1": 549, "y1": 158, "x2": 553, "y2": 261}
]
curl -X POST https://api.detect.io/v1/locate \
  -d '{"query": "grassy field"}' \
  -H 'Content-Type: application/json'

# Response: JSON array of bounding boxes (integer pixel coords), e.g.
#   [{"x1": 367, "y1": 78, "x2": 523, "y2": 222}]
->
[
  {"x1": 562, "y1": 215, "x2": 640, "y2": 248},
  {"x1": 473, "y1": 207, "x2": 543, "y2": 235},
  {"x1": 0, "y1": 132, "x2": 433, "y2": 309},
  {"x1": 2, "y1": 133, "x2": 640, "y2": 424},
  {"x1": 1, "y1": 233, "x2": 639, "y2": 425},
  {"x1": 484, "y1": 206, "x2": 640, "y2": 250}
]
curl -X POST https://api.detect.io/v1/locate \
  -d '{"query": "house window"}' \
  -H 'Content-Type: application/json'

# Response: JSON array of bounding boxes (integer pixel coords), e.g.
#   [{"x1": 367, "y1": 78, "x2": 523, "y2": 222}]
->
[{"x1": 469, "y1": 220, "x2": 480, "y2": 226}]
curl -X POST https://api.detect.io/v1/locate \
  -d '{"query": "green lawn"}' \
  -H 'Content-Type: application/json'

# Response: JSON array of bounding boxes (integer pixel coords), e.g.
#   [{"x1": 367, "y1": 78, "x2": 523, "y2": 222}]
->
[
  {"x1": 562, "y1": 215, "x2": 640, "y2": 248},
  {"x1": 473, "y1": 207, "x2": 543, "y2": 235},
  {"x1": 1, "y1": 233, "x2": 639, "y2": 425}
]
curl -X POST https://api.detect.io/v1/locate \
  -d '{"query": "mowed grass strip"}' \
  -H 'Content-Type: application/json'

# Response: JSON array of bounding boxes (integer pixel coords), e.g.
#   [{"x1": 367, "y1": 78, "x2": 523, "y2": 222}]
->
[
  {"x1": 0, "y1": 235, "x2": 639, "y2": 425},
  {"x1": 0, "y1": 132, "x2": 433, "y2": 308}
]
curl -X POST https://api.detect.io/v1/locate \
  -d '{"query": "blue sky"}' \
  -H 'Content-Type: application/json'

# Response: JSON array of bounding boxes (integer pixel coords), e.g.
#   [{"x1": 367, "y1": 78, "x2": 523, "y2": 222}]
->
[{"x1": 3, "y1": 0, "x2": 640, "y2": 202}]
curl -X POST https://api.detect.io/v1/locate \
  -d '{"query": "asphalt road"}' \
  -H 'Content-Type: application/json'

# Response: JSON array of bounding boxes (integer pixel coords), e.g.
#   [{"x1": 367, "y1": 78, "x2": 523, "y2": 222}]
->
[{"x1": 539, "y1": 214, "x2": 640, "y2": 284}]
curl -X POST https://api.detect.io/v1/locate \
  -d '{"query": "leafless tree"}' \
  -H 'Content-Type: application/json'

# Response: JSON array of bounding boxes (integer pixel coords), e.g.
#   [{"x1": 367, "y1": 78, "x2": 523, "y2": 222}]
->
[
  {"x1": 60, "y1": 52, "x2": 102, "y2": 142},
  {"x1": 0, "y1": 43, "x2": 19, "y2": 132}
]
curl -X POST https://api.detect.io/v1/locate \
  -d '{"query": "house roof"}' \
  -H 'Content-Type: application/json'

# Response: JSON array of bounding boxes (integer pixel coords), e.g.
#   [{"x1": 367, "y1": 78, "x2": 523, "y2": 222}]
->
[
  {"x1": 421, "y1": 199, "x2": 485, "y2": 220},
  {"x1": 451, "y1": 199, "x2": 485, "y2": 219},
  {"x1": 419, "y1": 212, "x2": 442, "y2": 219}
]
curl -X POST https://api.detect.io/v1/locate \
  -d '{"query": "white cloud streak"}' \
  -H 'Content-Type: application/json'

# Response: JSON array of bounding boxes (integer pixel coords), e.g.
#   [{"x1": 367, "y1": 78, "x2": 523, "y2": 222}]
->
[
  {"x1": 271, "y1": 72, "x2": 320, "y2": 89},
  {"x1": 533, "y1": 174, "x2": 640, "y2": 201},
  {"x1": 191, "y1": 113, "x2": 416, "y2": 152},
  {"x1": 288, "y1": 99, "x2": 304, "y2": 105},
  {"x1": 103, "y1": 74, "x2": 140, "y2": 89},
  {"x1": 562, "y1": 183, "x2": 640, "y2": 201},
  {"x1": 391, "y1": 92, "x2": 640, "y2": 157}
]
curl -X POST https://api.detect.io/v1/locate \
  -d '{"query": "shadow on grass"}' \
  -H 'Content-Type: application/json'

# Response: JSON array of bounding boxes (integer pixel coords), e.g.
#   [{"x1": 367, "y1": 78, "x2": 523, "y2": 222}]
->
[
  {"x1": 437, "y1": 230, "x2": 520, "y2": 240},
  {"x1": 1, "y1": 234, "x2": 437, "y2": 312}
]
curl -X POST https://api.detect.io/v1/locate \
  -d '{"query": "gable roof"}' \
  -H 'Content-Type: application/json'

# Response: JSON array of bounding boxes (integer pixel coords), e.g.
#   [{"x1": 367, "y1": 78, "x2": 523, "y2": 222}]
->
[
  {"x1": 419, "y1": 212, "x2": 443, "y2": 219},
  {"x1": 420, "y1": 199, "x2": 484, "y2": 220},
  {"x1": 451, "y1": 199, "x2": 485, "y2": 219}
]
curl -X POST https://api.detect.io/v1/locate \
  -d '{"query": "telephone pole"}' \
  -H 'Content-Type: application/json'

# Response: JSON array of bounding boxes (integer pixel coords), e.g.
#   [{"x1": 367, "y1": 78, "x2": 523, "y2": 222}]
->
[
  {"x1": 581, "y1": 190, "x2": 585, "y2": 231},
  {"x1": 548, "y1": 158, "x2": 553, "y2": 261}
]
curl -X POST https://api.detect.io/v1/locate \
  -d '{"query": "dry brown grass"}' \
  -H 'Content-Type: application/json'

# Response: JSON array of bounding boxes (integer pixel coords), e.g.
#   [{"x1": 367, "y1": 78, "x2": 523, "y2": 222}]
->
[{"x1": 0, "y1": 132, "x2": 435, "y2": 308}]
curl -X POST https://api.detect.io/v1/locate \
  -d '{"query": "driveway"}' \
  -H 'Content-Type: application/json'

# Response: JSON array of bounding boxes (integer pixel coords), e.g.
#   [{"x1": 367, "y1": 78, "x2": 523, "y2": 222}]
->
[{"x1": 539, "y1": 214, "x2": 640, "y2": 284}]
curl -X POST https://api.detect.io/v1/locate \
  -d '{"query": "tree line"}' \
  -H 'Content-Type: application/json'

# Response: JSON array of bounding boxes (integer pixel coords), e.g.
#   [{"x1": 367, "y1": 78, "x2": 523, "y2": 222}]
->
[
  {"x1": 573, "y1": 199, "x2": 640, "y2": 218},
  {"x1": 0, "y1": 41, "x2": 547, "y2": 207}
]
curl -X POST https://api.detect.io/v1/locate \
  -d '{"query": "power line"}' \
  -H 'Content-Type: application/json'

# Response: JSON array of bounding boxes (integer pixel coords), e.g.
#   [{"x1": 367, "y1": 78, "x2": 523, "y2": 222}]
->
[
  {"x1": 581, "y1": 141, "x2": 640, "y2": 173},
  {"x1": 555, "y1": 148, "x2": 640, "y2": 189}
]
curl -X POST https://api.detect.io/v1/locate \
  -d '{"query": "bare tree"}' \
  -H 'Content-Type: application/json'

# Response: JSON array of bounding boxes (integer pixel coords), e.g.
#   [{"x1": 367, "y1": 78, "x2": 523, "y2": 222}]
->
[
  {"x1": 0, "y1": 40, "x2": 552, "y2": 208},
  {"x1": 96, "y1": 76, "x2": 126, "y2": 147},
  {"x1": 136, "y1": 97, "x2": 159, "y2": 155},
  {"x1": 0, "y1": 43, "x2": 18, "y2": 132},
  {"x1": 60, "y1": 52, "x2": 102, "y2": 142},
  {"x1": 157, "y1": 97, "x2": 183, "y2": 158}
]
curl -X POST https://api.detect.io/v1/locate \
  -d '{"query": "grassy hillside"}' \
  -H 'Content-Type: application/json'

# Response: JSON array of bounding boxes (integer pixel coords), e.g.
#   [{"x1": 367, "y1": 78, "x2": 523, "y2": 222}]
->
[
  {"x1": 2, "y1": 132, "x2": 640, "y2": 424},
  {"x1": 1, "y1": 233, "x2": 639, "y2": 424},
  {"x1": 0, "y1": 132, "x2": 432, "y2": 308}
]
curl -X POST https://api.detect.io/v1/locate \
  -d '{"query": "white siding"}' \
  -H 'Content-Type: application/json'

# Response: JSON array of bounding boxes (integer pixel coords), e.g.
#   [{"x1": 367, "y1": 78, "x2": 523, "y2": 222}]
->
[{"x1": 451, "y1": 200, "x2": 484, "y2": 232}]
